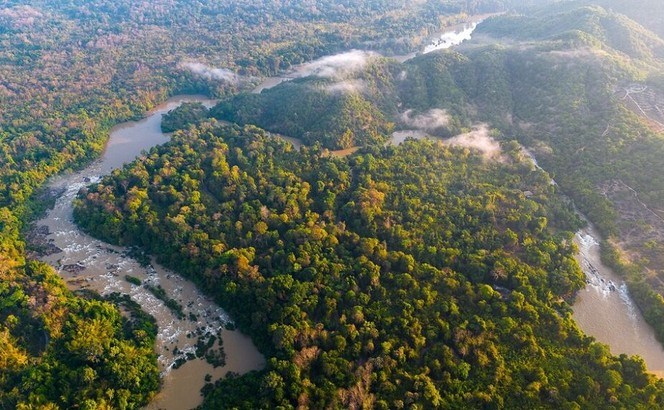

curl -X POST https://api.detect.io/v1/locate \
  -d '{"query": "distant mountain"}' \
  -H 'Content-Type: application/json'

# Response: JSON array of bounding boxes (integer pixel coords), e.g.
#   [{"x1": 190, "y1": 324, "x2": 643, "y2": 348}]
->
[
  {"x1": 594, "y1": 0, "x2": 664, "y2": 39},
  {"x1": 477, "y1": 4, "x2": 664, "y2": 61}
]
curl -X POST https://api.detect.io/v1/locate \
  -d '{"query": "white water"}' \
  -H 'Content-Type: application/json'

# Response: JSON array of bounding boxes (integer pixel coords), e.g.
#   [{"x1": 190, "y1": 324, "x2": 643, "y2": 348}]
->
[
  {"x1": 572, "y1": 225, "x2": 664, "y2": 375},
  {"x1": 33, "y1": 96, "x2": 265, "y2": 410}
]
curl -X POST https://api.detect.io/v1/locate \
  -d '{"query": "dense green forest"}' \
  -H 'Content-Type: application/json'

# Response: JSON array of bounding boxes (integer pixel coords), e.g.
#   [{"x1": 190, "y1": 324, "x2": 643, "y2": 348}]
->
[
  {"x1": 210, "y1": 65, "x2": 396, "y2": 149},
  {"x1": 5, "y1": 0, "x2": 664, "y2": 407},
  {"x1": 198, "y1": 2, "x2": 664, "y2": 347},
  {"x1": 0, "y1": 0, "x2": 536, "y2": 407},
  {"x1": 75, "y1": 122, "x2": 664, "y2": 408}
]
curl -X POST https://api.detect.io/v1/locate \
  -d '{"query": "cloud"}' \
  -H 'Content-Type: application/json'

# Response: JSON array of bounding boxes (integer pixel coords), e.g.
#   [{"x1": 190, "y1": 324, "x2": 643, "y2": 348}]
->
[
  {"x1": 324, "y1": 79, "x2": 367, "y2": 94},
  {"x1": 400, "y1": 109, "x2": 450, "y2": 131},
  {"x1": 179, "y1": 62, "x2": 243, "y2": 83},
  {"x1": 444, "y1": 124, "x2": 502, "y2": 159},
  {"x1": 294, "y1": 50, "x2": 376, "y2": 79},
  {"x1": 546, "y1": 48, "x2": 600, "y2": 60}
]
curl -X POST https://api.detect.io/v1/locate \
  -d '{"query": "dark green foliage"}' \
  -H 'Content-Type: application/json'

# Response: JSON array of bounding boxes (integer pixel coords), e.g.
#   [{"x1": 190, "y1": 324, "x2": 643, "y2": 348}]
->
[
  {"x1": 210, "y1": 71, "x2": 395, "y2": 149},
  {"x1": 125, "y1": 275, "x2": 143, "y2": 286},
  {"x1": 162, "y1": 102, "x2": 210, "y2": 133},
  {"x1": 145, "y1": 284, "x2": 184, "y2": 319}
]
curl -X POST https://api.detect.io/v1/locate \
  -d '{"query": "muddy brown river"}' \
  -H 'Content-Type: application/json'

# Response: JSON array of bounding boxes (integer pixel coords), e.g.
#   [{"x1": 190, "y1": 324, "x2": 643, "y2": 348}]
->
[
  {"x1": 572, "y1": 225, "x2": 664, "y2": 376},
  {"x1": 524, "y1": 150, "x2": 664, "y2": 374},
  {"x1": 32, "y1": 96, "x2": 265, "y2": 410}
]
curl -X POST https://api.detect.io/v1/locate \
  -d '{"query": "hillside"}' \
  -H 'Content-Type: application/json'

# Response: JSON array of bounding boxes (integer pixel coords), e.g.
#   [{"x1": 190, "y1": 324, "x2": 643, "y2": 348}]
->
[
  {"x1": 468, "y1": 5, "x2": 664, "y2": 341},
  {"x1": 476, "y1": 4, "x2": 664, "y2": 62},
  {"x1": 593, "y1": 0, "x2": 664, "y2": 39}
]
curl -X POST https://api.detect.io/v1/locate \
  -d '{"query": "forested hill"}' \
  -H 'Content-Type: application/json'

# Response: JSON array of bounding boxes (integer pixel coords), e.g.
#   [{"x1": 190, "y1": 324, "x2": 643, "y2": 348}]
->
[
  {"x1": 201, "y1": 3, "x2": 664, "y2": 347},
  {"x1": 466, "y1": 5, "x2": 664, "y2": 343},
  {"x1": 0, "y1": 1, "x2": 542, "y2": 408},
  {"x1": 567, "y1": 0, "x2": 664, "y2": 39},
  {"x1": 74, "y1": 121, "x2": 664, "y2": 408},
  {"x1": 209, "y1": 56, "x2": 399, "y2": 149}
]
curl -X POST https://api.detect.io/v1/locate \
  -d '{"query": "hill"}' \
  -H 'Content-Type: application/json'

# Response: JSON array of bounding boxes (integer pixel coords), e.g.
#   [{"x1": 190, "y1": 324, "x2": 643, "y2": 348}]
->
[
  {"x1": 164, "y1": 1, "x2": 664, "y2": 354},
  {"x1": 209, "y1": 54, "x2": 402, "y2": 149}
]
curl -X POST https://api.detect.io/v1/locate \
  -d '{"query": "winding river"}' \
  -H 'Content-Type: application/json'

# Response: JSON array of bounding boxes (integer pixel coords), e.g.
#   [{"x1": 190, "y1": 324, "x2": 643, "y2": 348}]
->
[
  {"x1": 32, "y1": 96, "x2": 265, "y2": 410},
  {"x1": 29, "y1": 13, "x2": 664, "y2": 410}
]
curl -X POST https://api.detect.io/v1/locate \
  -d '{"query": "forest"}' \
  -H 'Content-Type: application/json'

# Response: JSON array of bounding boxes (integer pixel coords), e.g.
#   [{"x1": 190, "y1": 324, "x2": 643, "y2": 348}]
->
[
  {"x1": 75, "y1": 121, "x2": 664, "y2": 408},
  {"x1": 200, "y1": 1, "x2": 664, "y2": 347},
  {"x1": 4, "y1": 0, "x2": 664, "y2": 408},
  {"x1": 0, "y1": 0, "x2": 537, "y2": 407}
]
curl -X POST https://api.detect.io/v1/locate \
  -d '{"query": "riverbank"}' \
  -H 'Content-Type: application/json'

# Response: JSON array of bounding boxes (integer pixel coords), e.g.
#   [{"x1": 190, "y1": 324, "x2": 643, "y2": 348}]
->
[
  {"x1": 572, "y1": 225, "x2": 664, "y2": 375},
  {"x1": 523, "y1": 148, "x2": 664, "y2": 375},
  {"x1": 30, "y1": 96, "x2": 265, "y2": 410}
]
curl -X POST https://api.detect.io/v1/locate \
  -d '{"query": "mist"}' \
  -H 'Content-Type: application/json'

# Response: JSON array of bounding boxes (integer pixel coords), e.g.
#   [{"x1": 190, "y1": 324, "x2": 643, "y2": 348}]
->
[
  {"x1": 295, "y1": 50, "x2": 376, "y2": 79},
  {"x1": 179, "y1": 62, "x2": 243, "y2": 84},
  {"x1": 400, "y1": 109, "x2": 450, "y2": 131},
  {"x1": 445, "y1": 125, "x2": 502, "y2": 160},
  {"x1": 324, "y1": 79, "x2": 367, "y2": 94}
]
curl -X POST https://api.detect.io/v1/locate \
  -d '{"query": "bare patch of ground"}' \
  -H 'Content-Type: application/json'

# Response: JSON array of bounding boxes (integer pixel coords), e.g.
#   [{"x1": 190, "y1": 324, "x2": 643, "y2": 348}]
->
[
  {"x1": 617, "y1": 84, "x2": 664, "y2": 133},
  {"x1": 602, "y1": 179, "x2": 664, "y2": 290}
]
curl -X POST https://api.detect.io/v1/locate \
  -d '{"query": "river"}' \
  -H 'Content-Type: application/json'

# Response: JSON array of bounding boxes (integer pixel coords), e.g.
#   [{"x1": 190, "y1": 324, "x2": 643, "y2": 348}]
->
[
  {"x1": 522, "y1": 150, "x2": 664, "y2": 374},
  {"x1": 572, "y1": 226, "x2": 664, "y2": 376},
  {"x1": 251, "y1": 14, "x2": 497, "y2": 94},
  {"x1": 393, "y1": 13, "x2": 499, "y2": 63},
  {"x1": 31, "y1": 96, "x2": 265, "y2": 410}
]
